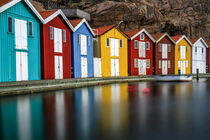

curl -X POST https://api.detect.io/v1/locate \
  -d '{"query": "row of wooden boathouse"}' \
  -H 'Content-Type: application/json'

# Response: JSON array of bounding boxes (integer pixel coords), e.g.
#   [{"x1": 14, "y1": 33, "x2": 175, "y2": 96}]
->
[{"x1": 0, "y1": 0, "x2": 209, "y2": 82}]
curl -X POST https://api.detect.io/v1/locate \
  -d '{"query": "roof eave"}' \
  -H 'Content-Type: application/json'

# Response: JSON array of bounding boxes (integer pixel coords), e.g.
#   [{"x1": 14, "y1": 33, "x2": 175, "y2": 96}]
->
[{"x1": 74, "y1": 18, "x2": 95, "y2": 36}]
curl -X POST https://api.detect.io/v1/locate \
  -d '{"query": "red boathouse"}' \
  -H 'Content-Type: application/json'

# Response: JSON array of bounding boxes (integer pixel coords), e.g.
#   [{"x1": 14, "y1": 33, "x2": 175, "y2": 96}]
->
[
  {"x1": 40, "y1": 10, "x2": 74, "y2": 79},
  {"x1": 152, "y1": 33, "x2": 175, "y2": 75},
  {"x1": 125, "y1": 29, "x2": 155, "y2": 76}
]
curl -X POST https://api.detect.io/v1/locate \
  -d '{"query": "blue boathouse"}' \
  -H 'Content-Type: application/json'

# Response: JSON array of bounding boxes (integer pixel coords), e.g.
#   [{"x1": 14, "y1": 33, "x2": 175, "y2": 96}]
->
[
  {"x1": 69, "y1": 18, "x2": 95, "y2": 78},
  {"x1": 0, "y1": 0, "x2": 44, "y2": 82}
]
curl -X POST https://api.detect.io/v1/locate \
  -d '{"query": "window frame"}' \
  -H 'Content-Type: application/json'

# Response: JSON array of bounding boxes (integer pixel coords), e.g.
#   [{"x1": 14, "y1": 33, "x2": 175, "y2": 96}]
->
[
  {"x1": 106, "y1": 38, "x2": 109, "y2": 47},
  {"x1": 168, "y1": 44, "x2": 171, "y2": 52},
  {"x1": 195, "y1": 47, "x2": 197, "y2": 53},
  {"x1": 168, "y1": 60, "x2": 171, "y2": 68},
  {"x1": 140, "y1": 33, "x2": 144, "y2": 40},
  {"x1": 63, "y1": 29, "x2": 66, "y2": 42},
  {"x1": 159, "y1": 44, "x2": 162, "y2": 52},
  {"x1": 159, "y1": 60, "x2": 162, "y2": 69},
  {"x1": 50, "y1": 26, "x2": 53, "y2": 40},
  {"x1": 134, "y1": 58, "x2": 138, "y2": 68},
  {"x1": 146, "y1": 59, "x2": 150, "y2": 68},
  {"x1": 120, "y1": 39, "x2": 123, "y2": 48},
  {"x1": 78, "y1": 34, "x2": 81, "y2": 44},
  {"x1": 134, "y1": 40, "x2": 138, "y2": 49},
  {"x1": 146, "y1": 42, "x2": 150, "y2": 50},
  {"x1": 29, "y1": 21, "x2": 33, "y2": 36},
  {"x1": 8, "y1": 17, "x2": 13, "y2": 33},
  {"x1": 87, "y1": 36, "x2": 90, "y2": 46}
]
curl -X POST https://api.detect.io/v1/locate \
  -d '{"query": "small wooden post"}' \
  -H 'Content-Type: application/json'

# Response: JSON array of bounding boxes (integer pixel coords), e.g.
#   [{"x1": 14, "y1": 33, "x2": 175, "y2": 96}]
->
[{"x1": 196, "y1": 69, "x2": 199, "y2": 81}]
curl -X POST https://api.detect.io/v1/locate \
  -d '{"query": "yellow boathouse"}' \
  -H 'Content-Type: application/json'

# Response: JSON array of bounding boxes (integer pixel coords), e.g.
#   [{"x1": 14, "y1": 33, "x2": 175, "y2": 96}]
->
[
  {"x1": 93, "y1": 25, "x2": 128, "y2": 77},
  {"x1": 171, "y1": 35, "x2": 192, "y2": 74}
]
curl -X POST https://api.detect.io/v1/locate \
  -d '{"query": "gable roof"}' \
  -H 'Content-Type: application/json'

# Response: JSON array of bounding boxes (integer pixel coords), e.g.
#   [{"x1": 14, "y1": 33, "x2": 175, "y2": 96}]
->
[
  {"x1": 125, "y1": 28, "x2": 155, "y2": 42},
  {"x1": 69, "y1": 18, "x2": 94, "y2": 36},
  {"x1": 0, "y1": 0, "x2": 44, "y2": 23},
  {"x1": 190, "y1": 37, "x2": 209, "y2": 48},
  {"x1": 40, "y1": 9, "x2": 74, "y2": 31},
  {"x1": 0, "y1": 0, "x2": 12, "y2": 7},
  {"x1": 152, "y1": 33, "x2": 175, "y2": 44},
  {"x1": 69, "y1": 19, "x2": 83, "y2": 28},
  {"x1": 171, "y1": 35, "x2": 192, "y2": 46},
  {"x1": 93, "y1": 25, "x2": 115, "y2": 36}
]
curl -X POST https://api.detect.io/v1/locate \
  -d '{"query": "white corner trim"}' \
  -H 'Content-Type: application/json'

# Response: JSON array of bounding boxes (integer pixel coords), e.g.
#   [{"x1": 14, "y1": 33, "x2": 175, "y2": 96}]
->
[
  {"x1": 0, "y1": 0, "x2": 44, "y2": 23},
  {"x1": 44, "y1": 9, "x2": 74, "y2": 32},
  {"x1": 175, "y1": 35, "x2": 193, "y2": 46},
  {"x1": 195, "y1": 37, "x2": 209, "y2": 48},
  {"x1": 130, "y1": 28, "x2": 156, "y2": 43},
  {"x1": 74, "y1": 18, "x2": 95, "y2": 36}
]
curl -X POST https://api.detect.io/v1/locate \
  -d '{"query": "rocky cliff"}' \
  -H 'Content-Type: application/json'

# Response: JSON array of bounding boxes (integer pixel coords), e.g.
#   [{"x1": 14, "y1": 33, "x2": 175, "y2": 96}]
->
[{"x1": 33, "y1": 0, "x2": 210, "y2": 40}]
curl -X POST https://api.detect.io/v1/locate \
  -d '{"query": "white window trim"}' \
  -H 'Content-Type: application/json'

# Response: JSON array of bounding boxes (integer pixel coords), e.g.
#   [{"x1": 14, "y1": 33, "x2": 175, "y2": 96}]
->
[
  {"x1": 134, "y1": 40, "x2": 138, "y2": 49},
  {"x1": 140, "y1": 33, "x2": 144, "y2": 40},
  {"x1": 134, "y1": 59, "x2": 138, "y2": 68}
]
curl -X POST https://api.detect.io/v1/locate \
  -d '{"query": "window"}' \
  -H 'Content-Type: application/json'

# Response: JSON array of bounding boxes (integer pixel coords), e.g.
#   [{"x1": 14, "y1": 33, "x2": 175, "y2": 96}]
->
[
  {"x1": 202, "y1": 48, "x2": 204, "y2": 54},
  {"x1": 78, "y1": 34, "x2": 81, "y2": 44},
  {"x1": 159, "y1": 44, "x2": 162, "y2": 52},
  {"x1": 146, "y1": 42, "x2": 150, "y2": 50},
  {"x1": 146, "y1": 60, "x2": 150, "y2": 68},
  {"x1": 168, "y1": 60, "x2": 171, "y2": 68},
  {"x1": 186, "y1": 46, "x2": 187, "y2": 52},
  {"x1": 195, "y1": 47, "x2": 197, "y2": 53},
  {"x1": 8, "y1": 17, "x2": 13, "y2": 33},
  {"x1": 168, "y1": 44, "x2": 171, "y2": 52},
  {"x1": 120, "y1": 39, "x2": 123, "y2": 48},
  {"x1": 106, "y1": 38, "x2": 109, "y2": 47},
  {"x1": 63, "y1": 30, "x2": 66, "y2": 42},
  {"x1": 50, "y1": 26, "x2": 53, "y2": 40},
  {"x1": 140, "y1": 33, "x2": 144, "y2": 40},
  {"x1": 134, "y1": 59, "x2": 138, "y2": 68},
  {"x1": 178, "y1": 46, "x2": 180, "y2": 52},
  {"x1": 134, "y1": 40, "x2": 138, "y2": 49},
  {"x1": 29, "y1": 22, "x2": 33, "y2": 36},
  {"x1": 87, "y1": 36, "x2": 90, "y2": 46},
  {"x1": 186, "y1": 61, "x2": 188, "y2": 67},
  {"x1": 159, "y1": 60, "x2": 162, "y2": 69}
]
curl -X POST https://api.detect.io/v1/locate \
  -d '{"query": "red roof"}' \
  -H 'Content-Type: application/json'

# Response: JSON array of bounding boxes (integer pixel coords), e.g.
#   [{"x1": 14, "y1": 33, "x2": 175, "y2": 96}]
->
[
  {"x1": 171, "y1": 35, "x2": 183, "y2": 42},
  {"x1": 151, "y1": 33, "x2": 166, "y2": 41},
  {"x1": 0, "y1": 0, "x2": 12, "y2": 7},
  {"x1": 125, "y1": 28, "x2": 143, "y2": 38},
  {"x1": 69, "y1": 19, "x2": 83, "y2": 28},
  {"x1": 39, "y1": 10, "x2": 57, "y2": 19},
  {"x1": 93, "y1": 25, "x2": 115, "y2": 36},
  {"x1": 190, "y1": 38, "x2": 199, "y2": 44}
]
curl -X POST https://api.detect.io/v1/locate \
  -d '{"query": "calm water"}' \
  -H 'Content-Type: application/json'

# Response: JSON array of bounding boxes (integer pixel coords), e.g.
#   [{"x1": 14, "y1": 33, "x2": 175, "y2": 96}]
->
[{"x1": 1, "y1": 79, "x2": 210, "y2": 140}]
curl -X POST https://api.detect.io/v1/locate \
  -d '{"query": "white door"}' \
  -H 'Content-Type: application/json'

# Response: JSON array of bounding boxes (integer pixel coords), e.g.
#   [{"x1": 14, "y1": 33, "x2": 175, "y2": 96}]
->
[
  {"x1": 162, "y1": 60, "x2": 168, "y2": 75},
  {"x1": 55, "y1": 56, "x2": 63, "y2": 79},
  {"x1": 81, "y1": 35, "x2": 87, "y2": 55},
  {"x1": 16, "y1": 52, "x2": 28, "y2": 81},
  {"x1": 180, "y1": 46, "x2": 186, "y2": 59},
  {"x1": 139, "y1": 42, "x2": 146, "y2": 57},
  {"x1": 15, "y1": 19, "x2": 28, "y2": 81},
  {"x1": 93, "y1": 58, "x2": 102, "y2": 77},
  {"x1": 111, "y1": 59, "x2": 119, "y2": 76},
  {"x1": 111, "y1": 39, "x2": 119, "y2": 56},
  {"x1": 162, "y1": 44, "x2": 168, "y2": 59},
  {"x1": 54, "y1": 28, "x2": 62, "y2": 53},
  {"x1": 15, "y1": 19, "x2": 27, "y2": 50},
  {"x1": 138, "y1": 59, "x2": 146, "y2": 75},
  {"x1": 180, "y1": 61, "x2": 186, "y2": 74},
  {"x1": 81, "y1": 57, "x2": 88, "y2": 78}
]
